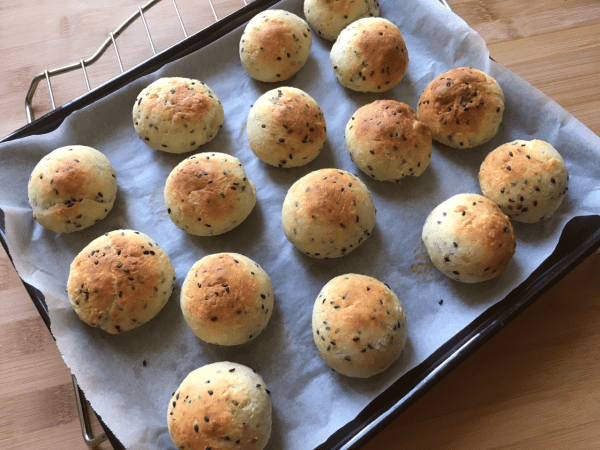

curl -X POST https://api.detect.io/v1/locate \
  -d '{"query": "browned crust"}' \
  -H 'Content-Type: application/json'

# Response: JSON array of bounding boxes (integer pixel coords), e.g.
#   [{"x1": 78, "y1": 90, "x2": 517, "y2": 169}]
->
[
  {"x1": 268, "y1": 89, "x2": 326, "y2": 147},
  {"x1": 248, "y1": 87, "x2": 326, "y2": 167},
  {"x1": 28, "y1": 146, "x2": 117, "y2": 232},
  {"x1": 165, "y1": 155, "x2": 239, "y2": 221},
  {"x1": 240, "y1": 10, "x2": 311, "y2": 81},
  {"x1": 354, "y1": 26, "x2": 407, "y2": 87},
  {"x1": 417, "y1": 67, "x2": 504, "y2": 148},
  {"x1": 181, "y1": 254, "x2": 260, "y2": 324},
  {"x1": 450, "y1": 195, "x2": 514, "y2": 255},
  {"x1": 325, "y1": 276, "x2": 395, "y2": 332},
  {"x1": 332, "y1": 18, "x2": 408, "y2": 92},
  {"x1": 136, "y1": 78, "x2": 215, "y2": 128},
  {"x1": 351, "y1": 100, "x2": 430, "y2": 154},
  {"x1": 299, "y1": 169, "x2": 362, "y2": 228},
  {"x1": 67, "y1": 230, "x2": 175, "y2": 333},
  {"x1": 168, "y1": 363, "x2": 271, "y2": 449},
  {"x1": 422, "y1": 194, "x2": 516, "y2": 282},
  {"x1": 312, "y1": 274, "x2": 407, "y2": 377},
  {"x1": 478, "y1": 139, "x2": 569, "y2": 221}
]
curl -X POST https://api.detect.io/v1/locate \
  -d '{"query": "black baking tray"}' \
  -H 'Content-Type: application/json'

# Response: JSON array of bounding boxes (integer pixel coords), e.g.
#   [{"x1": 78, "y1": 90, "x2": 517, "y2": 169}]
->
[{"x1": 2, "y1": 0, "x2": 600, "y2": 448}]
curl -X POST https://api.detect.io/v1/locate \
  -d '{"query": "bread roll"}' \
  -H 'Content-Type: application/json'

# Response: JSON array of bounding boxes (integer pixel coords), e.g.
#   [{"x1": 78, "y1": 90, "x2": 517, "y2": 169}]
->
[
  {"x1": 133, "y1": 77, "x2": 224, "y2": 153},
  {"x1": 28, "y1": 145, "x2": 117, "y2": 233},
  {"x1": 281, "y1": 168, "x2": 376, "y2": 258},
  {"x1": 345, "y1": 100, "x2": 432, "y2": 181},
  {"x1": 422, "y1": 193, "x2": 516, "y2": 283},
  {"x1": 304, "y1": 0, "x2": 380, "y2": 41},
  {"x1": 164, "y1": 153, "x2": 256, "y2": 236},
  {"x1": 330, "y1": 17, "x2": 408, "y2": 92},
  {"x1": 478, "y1": 139, "x2": 569, "y2": 222},
  {"x1": 66, "y1": 230, "x2": 176, "y2": 333},
  {"x1": 416, "y1": 67, "x2": 505, "y2": 148},
  {"x1": 240, "y1": 9, "x2": 312, "y2": 82},
  {"x1": 180, "y1": 253, "x2": 274, "y2": 345},
  {"x1": 312, "y1": 273, "x2": 408, "y2": 378},
  {"x1": 247, "y1": 86, "x2": 326, "y2": 168},
  {"x1": 168, "y1": 362, "x2": 272, "y2": 450}
]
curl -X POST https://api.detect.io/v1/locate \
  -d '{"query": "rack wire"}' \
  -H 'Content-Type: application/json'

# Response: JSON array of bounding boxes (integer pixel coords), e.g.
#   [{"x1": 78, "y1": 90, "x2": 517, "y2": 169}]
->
[
  {"x1": 24, "y1": 0, "x2": 248, "y2": 126},
  {"x1": 24, "y1": 0, "x2": 452, "y2": 447}
]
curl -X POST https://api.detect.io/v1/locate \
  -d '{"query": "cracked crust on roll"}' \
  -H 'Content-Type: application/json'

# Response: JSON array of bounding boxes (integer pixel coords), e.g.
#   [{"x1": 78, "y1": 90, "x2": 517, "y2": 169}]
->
[
  {"x1": 133, "y1": 77, "x2": 224, "y2": 153},
  {"x1": 67, "y1": 230, "x2": 176, "y2": 333},
  {"x1": 345, "y1": 100, "x2": 432, "y2": 181},
  {"x1": 422, "y1": 193, "x2": 516, "y2": 283},
  {"x1": 164, "y1": 152, "x2": 256, "y2": 236},
  {"x1": 168, "y1": 362, "x2": 272, "y2": 450},
  {"x1": 28, "y1": 145, "x2": 117, "y2": 233},
  {"x1": 312, "y1": 273, "x2": 407, "y2": 378},
  {"x1": 180, "y1": 253, "x2": 274, "y2": 345},
  {"x1": 417, "y1": 67, "x2": 505, "y2": 148}
]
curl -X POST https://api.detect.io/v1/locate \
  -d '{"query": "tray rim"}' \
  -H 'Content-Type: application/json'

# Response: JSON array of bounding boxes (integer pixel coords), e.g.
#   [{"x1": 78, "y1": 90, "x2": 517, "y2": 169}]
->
[{"x1": 2, "y1": 0, "x2": 600, "y2": 448}]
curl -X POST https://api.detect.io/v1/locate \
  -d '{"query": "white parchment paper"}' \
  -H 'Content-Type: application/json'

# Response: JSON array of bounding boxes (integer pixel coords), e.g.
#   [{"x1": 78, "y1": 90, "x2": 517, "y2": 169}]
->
[{"x1": 1, "y1": 0, "x2": 599, "y2": 448}]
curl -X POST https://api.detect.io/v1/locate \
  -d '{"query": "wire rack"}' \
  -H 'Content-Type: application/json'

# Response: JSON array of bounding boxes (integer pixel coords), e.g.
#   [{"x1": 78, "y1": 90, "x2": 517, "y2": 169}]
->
[{"x1": 24, "y1": 0, "x2": 452, "y2": 447}]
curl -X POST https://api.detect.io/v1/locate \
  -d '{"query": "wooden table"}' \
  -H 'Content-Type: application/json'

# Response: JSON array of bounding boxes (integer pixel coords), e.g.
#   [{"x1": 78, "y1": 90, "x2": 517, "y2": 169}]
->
[{"x1": 1, "y1": 1, "x2": 599, "y2": 449}]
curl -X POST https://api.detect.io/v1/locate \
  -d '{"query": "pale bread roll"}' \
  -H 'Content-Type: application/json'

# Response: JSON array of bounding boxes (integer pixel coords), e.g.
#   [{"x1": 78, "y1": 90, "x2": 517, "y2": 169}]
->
[
  {"x1": 28, "y1": 145, "x2": 117, "y2": 233},
  {"x1": 133, "y1": 77, "x2": 224, "y2": 153},
  {"x1": 304, "y1": 0, "x2": 380, "y2": 41}
]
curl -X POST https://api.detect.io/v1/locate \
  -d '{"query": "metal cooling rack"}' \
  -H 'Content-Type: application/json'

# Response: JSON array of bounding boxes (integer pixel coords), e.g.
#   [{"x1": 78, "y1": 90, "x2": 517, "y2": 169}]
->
[
  {"x1": 24, "y1": 0, "x2": 248, "y2": 126},
  {"x1": 23, "y1": 0, "x2": 452, "y2": 447}
]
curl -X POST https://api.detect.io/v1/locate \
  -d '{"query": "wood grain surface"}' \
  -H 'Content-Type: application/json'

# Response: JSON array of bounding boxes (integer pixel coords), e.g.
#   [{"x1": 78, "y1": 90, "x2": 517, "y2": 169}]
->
[{"x1": 1, "y1": 1, "x2": 599, "y2": 449}]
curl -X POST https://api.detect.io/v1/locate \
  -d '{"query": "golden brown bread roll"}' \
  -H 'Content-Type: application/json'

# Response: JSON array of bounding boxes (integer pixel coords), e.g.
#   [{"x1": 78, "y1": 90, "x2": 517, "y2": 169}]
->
[
  {"x1": 168, "y1": 362, "x2": 272, "y2": 450},
  {"x1": 67, "y1": 230, "x2": 176, "y2": 333},
  {"x1": 417, "y1": 67, "x2": 505, "y2": 148}
]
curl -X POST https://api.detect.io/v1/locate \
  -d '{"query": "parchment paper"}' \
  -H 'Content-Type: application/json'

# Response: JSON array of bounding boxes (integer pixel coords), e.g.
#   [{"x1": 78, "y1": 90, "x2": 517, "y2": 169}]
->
[{"x1": 1, "y1": 0, "x2": 599, "y2": 448}]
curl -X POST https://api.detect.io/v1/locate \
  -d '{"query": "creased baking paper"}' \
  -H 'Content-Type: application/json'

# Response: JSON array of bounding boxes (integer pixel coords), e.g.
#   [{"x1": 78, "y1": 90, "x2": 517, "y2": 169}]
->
[{"x1": 1, "y1": 0, "x2": 599, "y2": 448}]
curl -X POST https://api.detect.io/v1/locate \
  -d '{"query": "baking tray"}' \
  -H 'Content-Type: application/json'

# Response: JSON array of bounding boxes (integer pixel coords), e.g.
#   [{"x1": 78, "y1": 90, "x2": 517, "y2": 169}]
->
[{"x1": 2, "y1": 0, "x2": 600, "y2": 449}]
